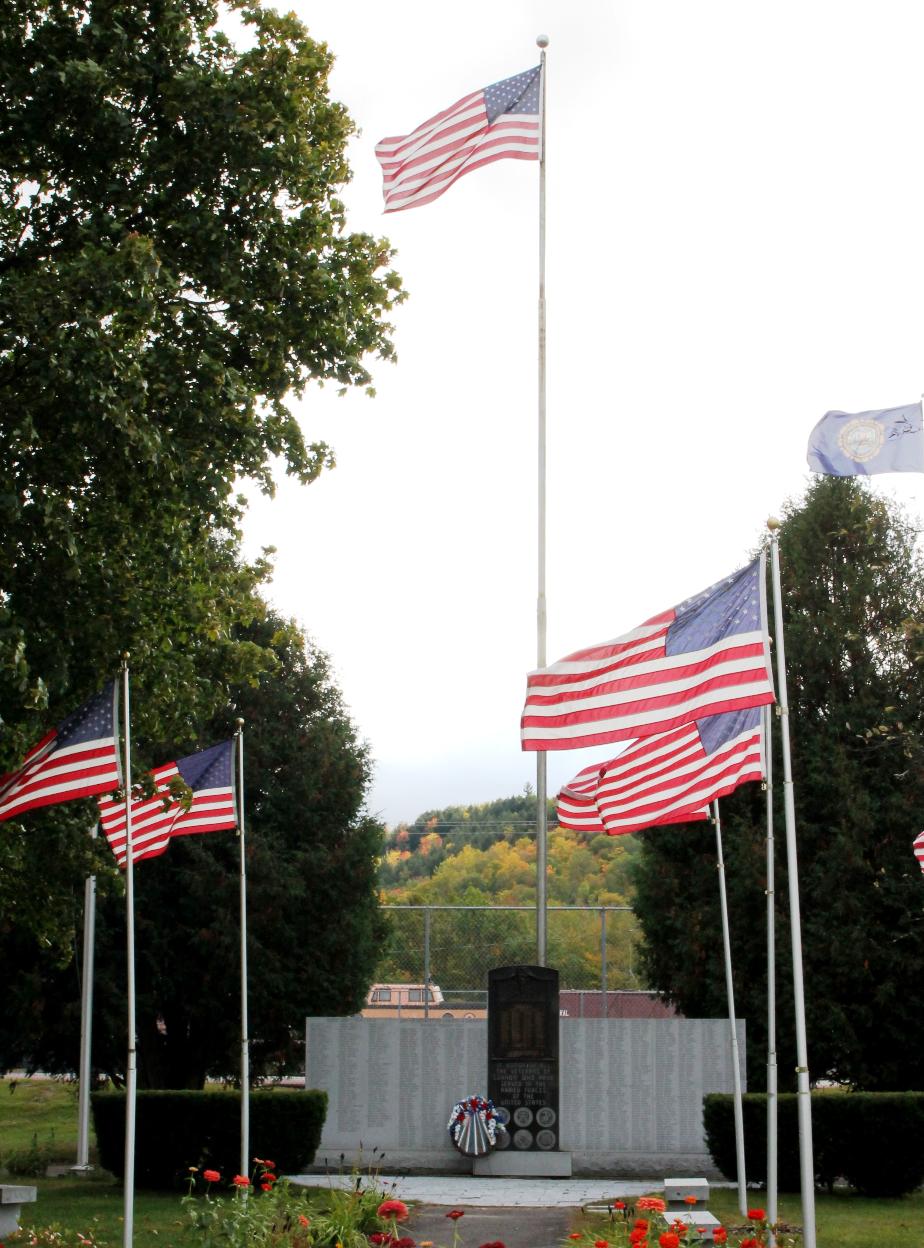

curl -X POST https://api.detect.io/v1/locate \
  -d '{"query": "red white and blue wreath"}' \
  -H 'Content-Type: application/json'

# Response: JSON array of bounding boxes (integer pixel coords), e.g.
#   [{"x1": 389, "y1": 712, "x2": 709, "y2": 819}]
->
[{"x1": 448, "y1": 1095, "x2": 501, "y2": 1155}]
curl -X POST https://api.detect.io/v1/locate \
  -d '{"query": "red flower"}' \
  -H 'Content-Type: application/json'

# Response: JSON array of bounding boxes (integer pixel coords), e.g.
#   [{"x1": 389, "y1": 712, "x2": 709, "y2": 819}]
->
[
  {"x1": 377, "y1": 1200, "x2": 410, "y2": 1222},
  {"x1": 741, "y1": 1240, "x2": 759, "y2": 1248},
  {"x1": 633, "y1": 1221, "x2": 649, "y2": 1231},
  {"x1": 747, "y1": 1209, "x2": 766, "y2": 1222},
  {"x1": 393, "y1": 1238, "x2": 415, "y2": 1248},
  {"x1": 629, "y1": 1232, "x2": 647, "y2": 1246},
  {"x1": 260, "y1": 1183, "x2": 272, "y2": 1192},
  {"x1": 369, "y1": 1234, "x2": 392, "y2": 1244},
  {"x1": 636, "y1": 1198, "x2": 666, "y2": 1213},
  {"x1": 613, "y1": 1201, "x2": 626, "y2": 1210},
  {"x1": 232, "y1": 1175, "x2": 250, "y2": 1187},
  {"x1": 299, "y1": 1216, "x2": 310, "y2": 1228},
  {"x1": 477, "y1": 1242, "x2": 506, "y2": 1248},
  {"x1": 263, "y1": 1159, "x2": 276, "y2": 1169},
  {"x1": 569, "y1": 1236, "x2": 581, "y2": 1241},
  {"x1": 713, "y1": 1232, "x2": 727, "y2": 1246},
  {"x1": 684, "y1": 1195, "x2": 698, "y2": 1205},
  {"x1": 658, "y1": 1235, "x2": 680, "y2": 1248},
  {"x1": 445, "y1": 1211, "x2": 465, "y2": 1221},
  {"x1": 595, "y1": 1240, "x2": 608, "y2": 1247},
  {"x1": 263, "y1": 1173, "x2": 277, "y2": 1183},
  {"x1": 203, "y1": 1169, "x2": 221, "y2": 1183}
]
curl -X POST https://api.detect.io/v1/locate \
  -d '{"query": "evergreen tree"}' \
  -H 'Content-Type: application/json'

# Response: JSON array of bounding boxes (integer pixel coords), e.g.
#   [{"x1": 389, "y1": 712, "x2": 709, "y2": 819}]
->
[{"x1": 632, "y1": 478, "x2": 924, "y2": 1089}]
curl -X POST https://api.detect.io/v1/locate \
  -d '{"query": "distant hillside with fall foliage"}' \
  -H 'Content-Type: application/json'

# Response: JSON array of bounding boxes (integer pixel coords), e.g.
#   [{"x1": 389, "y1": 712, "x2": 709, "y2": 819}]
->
[{"x1": 375, "y1": 794, "x2": 646, "y2": 991}]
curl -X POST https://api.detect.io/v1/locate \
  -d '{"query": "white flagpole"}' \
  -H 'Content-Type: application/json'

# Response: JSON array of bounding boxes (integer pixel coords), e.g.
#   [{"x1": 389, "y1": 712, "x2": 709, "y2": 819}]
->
[
  {"x1": 767, "y1": 520, "x2": 816, "y2": 1248},
  {"x1": 535, "y1": 33, "x2": 549, "y2": 967},
  {"x1": 120, "y1": 656, "x2": 137, "y2": 1248},
  {"x1": 712, "y1": 799, "x2": 747, "y2": 1217},
  {"x1": 236, "y1": 719, "x2": 250, "y2": 1179},
  {"x1": 74, "y1": 828, "x2": 98, "y2": 1172},
  {"x1": 764, "y1": 703, "x2": 778, "y2": 1243}
]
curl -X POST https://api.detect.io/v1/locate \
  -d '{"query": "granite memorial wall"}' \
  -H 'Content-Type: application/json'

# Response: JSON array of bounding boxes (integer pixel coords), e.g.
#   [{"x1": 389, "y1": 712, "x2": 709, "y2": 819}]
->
[{"x1": 304, "y1": 1015, "x2": 745, "y2": 1172}]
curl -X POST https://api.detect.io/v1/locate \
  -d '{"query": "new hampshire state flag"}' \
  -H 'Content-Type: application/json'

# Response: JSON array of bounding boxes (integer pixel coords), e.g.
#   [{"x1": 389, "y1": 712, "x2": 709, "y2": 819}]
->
[{"x1": 807, "y1": 402, "x2": 924, "y2": 476}]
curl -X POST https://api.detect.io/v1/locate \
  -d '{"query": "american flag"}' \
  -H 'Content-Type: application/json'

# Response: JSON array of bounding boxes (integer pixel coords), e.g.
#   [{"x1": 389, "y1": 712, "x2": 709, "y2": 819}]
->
[
  {"x1": 0, "y1": 682, "x2": 121, "y2": 823},
  {"x1": 913, "y1": 830, "x2": 924, "y2": 874},
  {"x1": 557, "y1": 707, "x2": 764, "y2": 836},
  {"x1": 98, "y1": 740, "x2": 237, "y2": 868},
  {"x1": 375, "y1": 65, "x2": 541, "y2": 212},
  {"x1": 522, "y1": 557, "x2": 775, "y2": 752}
]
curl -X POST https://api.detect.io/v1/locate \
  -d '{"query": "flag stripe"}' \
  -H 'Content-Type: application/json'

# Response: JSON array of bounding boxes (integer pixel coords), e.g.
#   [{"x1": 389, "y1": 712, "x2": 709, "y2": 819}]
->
[
  {"x1": 522, "y1": 559, "x2": 775, "y2": 752},
  {"x1": 375, "y1": 67, "x2": 540, "y2": 213},
  {"x1": 557, "y1": 713, "x2": 763, "y2": 837},
  {"x1": 0, "y1": 686, "x2": 120, "y2": 823},
  {"x1": 98, "y1": 744, "x2": 236, "y2": 868}
]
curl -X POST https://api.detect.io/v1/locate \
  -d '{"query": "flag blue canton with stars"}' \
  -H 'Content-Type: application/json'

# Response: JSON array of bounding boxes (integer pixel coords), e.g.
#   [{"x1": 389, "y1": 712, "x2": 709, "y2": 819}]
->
[
  {"x1": 56, "y1": 681, "x2": 117, "y2": 747},
  {"x1": 176, "y1": 739, "x2": 233, "y2": 792},
  {"x1": 666, "y1": 559, "x2": 765, "y2": 657},
  {"x1": 484, "y1": 66, "x2": 541, "y2": 124}
]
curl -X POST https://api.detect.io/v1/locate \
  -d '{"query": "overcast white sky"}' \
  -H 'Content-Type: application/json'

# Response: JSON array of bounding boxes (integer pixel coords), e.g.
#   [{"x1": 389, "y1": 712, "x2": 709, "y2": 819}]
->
[{"x1": 241, "y1": 1, "x2": 924, "y2": 827}]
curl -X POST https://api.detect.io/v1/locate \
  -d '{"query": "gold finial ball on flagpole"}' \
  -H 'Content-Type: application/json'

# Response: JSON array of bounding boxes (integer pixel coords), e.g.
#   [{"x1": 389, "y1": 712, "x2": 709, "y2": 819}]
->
[
  {"x1": 766, "y1": 517, "x2": 781, "y2": 532},
  {"x1": 536, "y1": 34, "x2": 549, "y2": 48},
  {"x1": 235, "y1": 717, "x2": 245, "y2": 728}
]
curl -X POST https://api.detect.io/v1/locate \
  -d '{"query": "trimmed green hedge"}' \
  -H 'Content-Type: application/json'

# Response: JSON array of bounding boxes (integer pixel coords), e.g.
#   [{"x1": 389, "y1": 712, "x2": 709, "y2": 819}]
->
[
  {"x1": 91, "y1": 1089, "x2": 327, "y2": 1189},
  {"x1": 704, "y1": 1091, "x2": 924, "y2": 1197}
]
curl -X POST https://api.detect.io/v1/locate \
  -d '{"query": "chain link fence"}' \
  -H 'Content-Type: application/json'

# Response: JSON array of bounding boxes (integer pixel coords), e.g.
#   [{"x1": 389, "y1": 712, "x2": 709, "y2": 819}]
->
[{"x1": 370, "y1": 904, "x2": 648, "y2": 1016}]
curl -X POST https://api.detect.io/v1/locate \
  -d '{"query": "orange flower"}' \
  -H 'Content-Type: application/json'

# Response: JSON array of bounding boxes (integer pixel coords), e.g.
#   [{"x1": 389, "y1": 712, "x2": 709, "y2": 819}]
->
[
  {"x1": 203, "y1": 1169, "x2": 221, "y2": 1183},
  {"x1": 684, "y1": 1195, "x2": 698, "y2": 1206},
  {"x1": 747, "y1": 1209, "x2": 766, "y2": 1222},
  {"x1": 299, "y1": 1216, "x2": 310, "y2": 1228},
  {"x1": 232, "y1": 1175, "x2": 250, "y2": 1187},
  {"x1": 636, "y1": 1198, "x2": 666, "y2": 1213}
]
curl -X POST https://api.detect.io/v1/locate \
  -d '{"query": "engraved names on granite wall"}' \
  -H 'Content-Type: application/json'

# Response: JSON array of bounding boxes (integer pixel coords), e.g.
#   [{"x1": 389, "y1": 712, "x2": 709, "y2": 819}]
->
[{"x1": 306, "y1": 1014, "x2": 744, "y2": 1160}]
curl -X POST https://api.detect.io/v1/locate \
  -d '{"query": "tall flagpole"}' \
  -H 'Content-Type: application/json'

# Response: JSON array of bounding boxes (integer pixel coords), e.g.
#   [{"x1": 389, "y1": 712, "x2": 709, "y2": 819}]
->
[
  {"x1": 712, "y1": 799, "x2": 747, "y2": 1217},
  {"x1": 236, "y1": 719, "x2": 250, "y2": 1179},
  {"x1": 120, "y1": 656, "x2": 137, "y2": 1248},
  {"x1": 535, "y1": 33, "x2": 549, "y2": 967},
  {"x1": 767, "y1": 520, "x2": 816, "y2": 1248},
  {"x1": 74, "y1": 828, "x2": 98, "y2": 1172},
  {"x1": 764, "y1": 703, "x2": 779, "y2": 1244}
]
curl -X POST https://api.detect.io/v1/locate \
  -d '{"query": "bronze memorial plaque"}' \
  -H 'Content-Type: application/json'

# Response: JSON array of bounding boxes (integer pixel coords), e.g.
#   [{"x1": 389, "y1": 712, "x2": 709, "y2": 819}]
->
[{"x1": 487, "y1": 965, "x2": 559, "y2": 1152}]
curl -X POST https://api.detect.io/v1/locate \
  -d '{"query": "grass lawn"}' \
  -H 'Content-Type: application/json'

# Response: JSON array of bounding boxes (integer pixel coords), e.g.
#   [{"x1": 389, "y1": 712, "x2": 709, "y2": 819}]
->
[{"x1": 0, "y1": 1077, "x2": 87, "y2": 1164}]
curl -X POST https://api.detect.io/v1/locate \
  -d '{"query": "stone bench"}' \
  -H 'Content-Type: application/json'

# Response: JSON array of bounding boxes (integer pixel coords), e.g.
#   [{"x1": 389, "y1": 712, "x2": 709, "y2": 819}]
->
[{"x1": 0, "y1": 1184, "x2": 38, "y2": 1237}]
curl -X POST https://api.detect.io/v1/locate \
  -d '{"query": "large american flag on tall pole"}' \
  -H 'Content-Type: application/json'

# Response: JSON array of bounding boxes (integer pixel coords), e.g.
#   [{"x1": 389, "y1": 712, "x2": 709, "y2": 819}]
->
[
  {"x1": 375, "y1": 65, "x2": 541, "y2": 212},
  {"x1": 557, "y1": 706, "x2": 764, "y2": 836},
  {"x1": 98, "y1": 740, "x2": 237, "y2": 867},
  {"x1": 0, "y1": 682, "x2": 121, "y2": 822},
  {"x1": 521, "y1": 557, "x2": 775, "y2": 752}
]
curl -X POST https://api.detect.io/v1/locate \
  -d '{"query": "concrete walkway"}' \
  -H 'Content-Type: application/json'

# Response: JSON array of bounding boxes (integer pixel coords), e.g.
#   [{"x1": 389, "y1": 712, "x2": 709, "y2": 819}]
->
[{"x1": 288, "y1": 1174, "x2": 662, "y2": 1208}]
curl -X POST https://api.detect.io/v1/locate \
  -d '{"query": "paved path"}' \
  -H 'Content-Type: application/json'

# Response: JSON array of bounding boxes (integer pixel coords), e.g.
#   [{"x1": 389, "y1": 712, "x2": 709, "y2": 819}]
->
[{"x1": 289, "y1": 1174, "x2": 661, "y2": 1208}]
